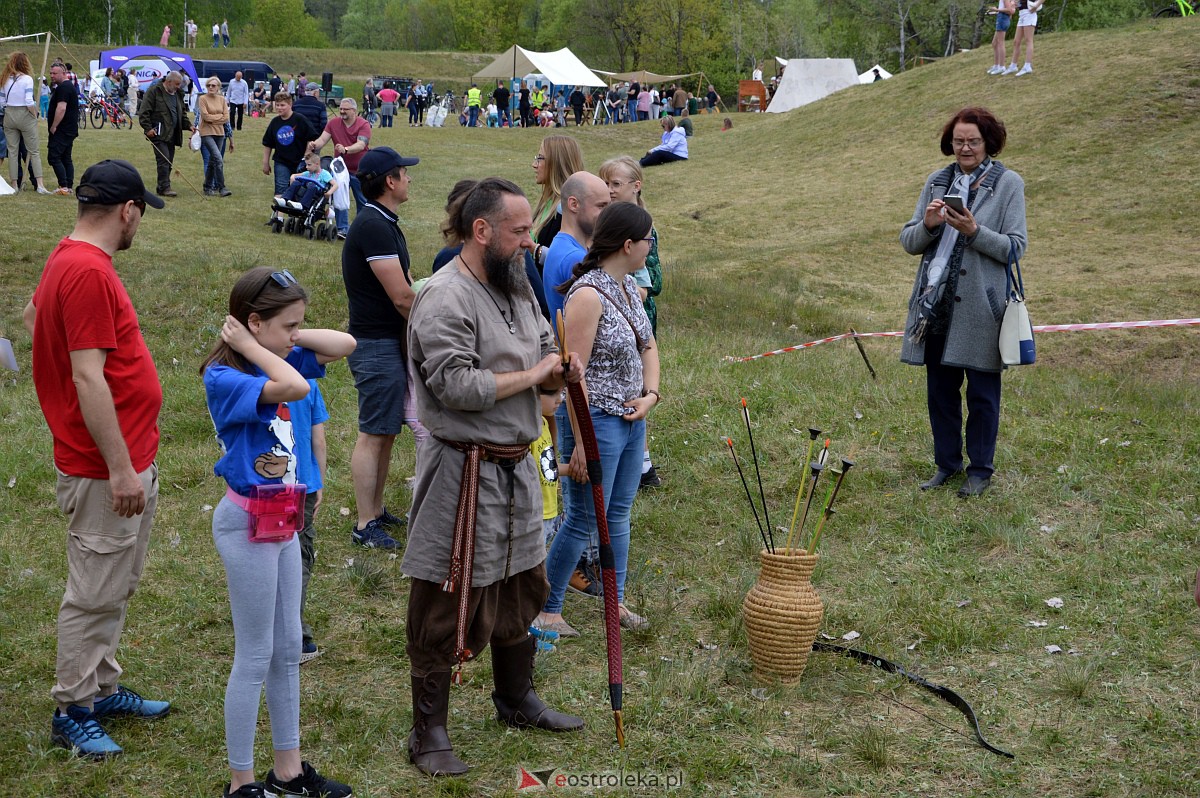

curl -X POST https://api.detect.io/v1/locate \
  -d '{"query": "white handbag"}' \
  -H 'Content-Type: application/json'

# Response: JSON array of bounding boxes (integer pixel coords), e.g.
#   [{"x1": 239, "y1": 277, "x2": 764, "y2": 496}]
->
[
  {"x1": 189, "y1": 129, "x2": 201, "y2": 151},
  {"x1": 998, "y1": 244, "x2": 1035, "y2": 366}
]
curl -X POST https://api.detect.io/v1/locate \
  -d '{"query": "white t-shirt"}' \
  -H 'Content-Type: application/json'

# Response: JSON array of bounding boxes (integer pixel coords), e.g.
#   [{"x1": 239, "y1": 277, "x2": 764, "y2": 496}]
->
[{"x1": 3, "y1": 74, "x2": 35, "y2": 108}]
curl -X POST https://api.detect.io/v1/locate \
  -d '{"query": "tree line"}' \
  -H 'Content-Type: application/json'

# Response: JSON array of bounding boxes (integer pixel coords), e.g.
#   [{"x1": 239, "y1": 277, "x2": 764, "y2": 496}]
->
[{"x1": 2, "y1": 0, "x2": 1166, "y2": 90}]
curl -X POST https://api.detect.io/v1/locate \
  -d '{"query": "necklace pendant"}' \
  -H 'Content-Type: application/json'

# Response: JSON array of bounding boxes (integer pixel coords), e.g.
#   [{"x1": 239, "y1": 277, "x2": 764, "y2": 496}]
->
[{"x1": 507, "y1": 322, "x2": 515, "y2": 334}]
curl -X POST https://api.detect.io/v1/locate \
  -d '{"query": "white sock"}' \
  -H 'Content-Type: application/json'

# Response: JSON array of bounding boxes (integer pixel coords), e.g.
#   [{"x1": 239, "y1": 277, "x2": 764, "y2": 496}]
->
[
  {"x1": 642, "y1": 451, "x2": 652, "y2": 474},
  {"x1": 1023, "y1": 62, "x2": 1032, "y2": 68}
]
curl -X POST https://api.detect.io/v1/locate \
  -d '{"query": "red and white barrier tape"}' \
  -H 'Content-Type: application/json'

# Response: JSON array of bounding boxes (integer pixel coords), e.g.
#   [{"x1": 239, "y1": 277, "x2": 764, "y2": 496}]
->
[{"x1": 726, "y1": 318, "x2": 1200, "y2": 363}]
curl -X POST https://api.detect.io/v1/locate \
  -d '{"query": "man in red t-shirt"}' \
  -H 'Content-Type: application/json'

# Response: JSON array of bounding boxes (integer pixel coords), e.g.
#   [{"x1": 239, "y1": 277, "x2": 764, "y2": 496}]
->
[
  {"x1": 23, "y1": 159, "x2": 171, "y2": 760},
  {"x1": 308, "y1": 98, "x2": 372, "y2": 236}
]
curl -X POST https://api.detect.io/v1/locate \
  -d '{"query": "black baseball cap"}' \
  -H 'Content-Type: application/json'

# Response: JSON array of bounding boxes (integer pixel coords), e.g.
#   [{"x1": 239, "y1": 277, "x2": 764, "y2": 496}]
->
[
  {"x1": 357, "y1": 147, "x2": 419, "y2": 181},
  {"x1": 76, "y1": 160, "x2": 165, "y2": 209}
]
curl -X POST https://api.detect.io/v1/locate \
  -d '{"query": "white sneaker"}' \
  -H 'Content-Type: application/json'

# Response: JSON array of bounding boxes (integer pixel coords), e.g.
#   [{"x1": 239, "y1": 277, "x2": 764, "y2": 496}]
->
[
  {"x1": 274, "y1": 197, "x2": 286, "y2": 207},
  {"x1": 987, "y1": 65, "x2": 1003, "y2": 75},
  {"x1": 287, "y1": 200, "x2": 303, "y2": 210},
  {"x1": 1015, "y1": 64, "x2": 1033, "y2": 76},
  {"x1": 1002, "y1": 64, "x2": 1019, "y2": 75}
]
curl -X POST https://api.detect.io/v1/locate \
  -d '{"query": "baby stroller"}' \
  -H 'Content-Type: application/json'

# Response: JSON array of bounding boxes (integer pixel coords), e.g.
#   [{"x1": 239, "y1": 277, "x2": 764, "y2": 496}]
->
[{"x1": 268, "y1": 156, "x2": 340, "y2": 242}]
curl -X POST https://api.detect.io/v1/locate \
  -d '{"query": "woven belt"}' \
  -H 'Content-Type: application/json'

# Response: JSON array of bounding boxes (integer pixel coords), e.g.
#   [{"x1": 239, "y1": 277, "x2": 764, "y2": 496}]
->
[{"x1": 434, "y1": 437, "x2": 530, "y2": 682}]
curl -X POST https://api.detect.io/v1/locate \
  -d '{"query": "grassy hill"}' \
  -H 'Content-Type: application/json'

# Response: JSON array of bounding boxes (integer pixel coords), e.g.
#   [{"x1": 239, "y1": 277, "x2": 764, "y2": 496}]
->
[{"x1": 1, "y1": 19, "x2": 1198, "y2": 797}]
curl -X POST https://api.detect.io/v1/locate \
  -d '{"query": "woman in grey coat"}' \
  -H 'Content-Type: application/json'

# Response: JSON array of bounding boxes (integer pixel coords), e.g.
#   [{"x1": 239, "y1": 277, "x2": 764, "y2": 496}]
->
[{"x1": 900, "y1": 107, "x2": 1027, "y2": 498}]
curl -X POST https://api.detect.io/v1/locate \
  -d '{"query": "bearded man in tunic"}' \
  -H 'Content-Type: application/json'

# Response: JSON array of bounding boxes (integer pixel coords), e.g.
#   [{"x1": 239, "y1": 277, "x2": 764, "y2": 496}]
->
[{"x1": 403, "y1": 177, "x2": 586, "y2": 776}]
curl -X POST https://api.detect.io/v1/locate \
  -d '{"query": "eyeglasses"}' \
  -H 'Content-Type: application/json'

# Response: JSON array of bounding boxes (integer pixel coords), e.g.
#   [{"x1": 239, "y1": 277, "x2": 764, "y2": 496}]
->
[
  {"x1": 132, "y1": 199, "x2": 146, "y2": 215},
  {"x1": 607, "y1": 179, "x2": 629, "y2": 190},
  {"x1": 532, "y1": 155, "x2": 546, "y2": 163},
  {"x1": 953, "y1": 138, "x2": 984, "y2": 150},
  {"x1": 641, "y1": 236, "x2": 655, "y2": 243}
]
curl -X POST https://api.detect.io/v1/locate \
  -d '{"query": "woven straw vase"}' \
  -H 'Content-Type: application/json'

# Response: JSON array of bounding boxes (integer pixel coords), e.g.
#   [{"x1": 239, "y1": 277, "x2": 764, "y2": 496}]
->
[{"x1": 743, "y1": 549, "x2": 824, "y2": 684}]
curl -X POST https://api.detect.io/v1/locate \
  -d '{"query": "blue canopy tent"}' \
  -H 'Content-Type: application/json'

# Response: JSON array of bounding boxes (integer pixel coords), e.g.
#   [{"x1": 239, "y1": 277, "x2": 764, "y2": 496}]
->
[{"x1": 99, "y1": 45, "x2": 201, "y2": 89}]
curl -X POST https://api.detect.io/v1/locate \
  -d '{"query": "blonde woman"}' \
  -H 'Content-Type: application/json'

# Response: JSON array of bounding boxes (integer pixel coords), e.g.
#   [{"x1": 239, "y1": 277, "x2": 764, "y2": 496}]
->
[
  {"x1": 530, "y1": 134, "x2": 585, "y2": 258},
  {"x1": 2, "y1": 52, "x2": 51, "y2": 193},
  {"x1": 198, "y1": 77, "x2": 232, "y2": 196}
]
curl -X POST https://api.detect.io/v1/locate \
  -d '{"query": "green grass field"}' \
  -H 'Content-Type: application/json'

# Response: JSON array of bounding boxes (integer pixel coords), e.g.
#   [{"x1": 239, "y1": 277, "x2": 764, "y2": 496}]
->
[{"x1": 1, "y1": 20, "x2": 1198, "y2": 797}]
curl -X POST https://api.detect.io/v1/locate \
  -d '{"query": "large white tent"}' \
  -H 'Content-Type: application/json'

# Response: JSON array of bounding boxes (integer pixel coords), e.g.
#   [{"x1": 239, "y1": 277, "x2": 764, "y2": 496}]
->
[
  {"x1": 474, "y1": 45, "x2": 607, "y2": 88},
  {"x1": 766, "y1": 58, "x2": 860, "y2": 113}
]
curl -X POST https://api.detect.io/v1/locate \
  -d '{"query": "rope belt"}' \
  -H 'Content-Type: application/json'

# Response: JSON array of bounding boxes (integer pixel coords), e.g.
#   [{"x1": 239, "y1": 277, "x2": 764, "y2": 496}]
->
[{"x1": 434, "y1": 436, "x2": 530, "y2": 683}]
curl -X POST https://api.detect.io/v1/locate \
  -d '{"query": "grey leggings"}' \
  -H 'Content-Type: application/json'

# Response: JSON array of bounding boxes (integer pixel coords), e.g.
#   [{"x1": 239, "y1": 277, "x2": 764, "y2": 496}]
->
[{"x1": 213, "y1": 497, "x2": 302, "y2": 771}]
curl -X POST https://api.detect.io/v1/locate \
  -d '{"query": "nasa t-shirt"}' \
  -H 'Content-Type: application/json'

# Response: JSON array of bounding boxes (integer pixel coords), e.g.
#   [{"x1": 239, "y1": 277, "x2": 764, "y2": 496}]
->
[{"x1": 261, "y1": 112, "x2": 315, "y2": 170}]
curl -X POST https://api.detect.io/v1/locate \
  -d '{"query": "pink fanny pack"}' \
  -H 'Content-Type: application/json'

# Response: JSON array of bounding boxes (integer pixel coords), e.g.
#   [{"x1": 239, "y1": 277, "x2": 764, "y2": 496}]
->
[{"x1": 226, "y1": 484, "x2": 307, "y2": 543}]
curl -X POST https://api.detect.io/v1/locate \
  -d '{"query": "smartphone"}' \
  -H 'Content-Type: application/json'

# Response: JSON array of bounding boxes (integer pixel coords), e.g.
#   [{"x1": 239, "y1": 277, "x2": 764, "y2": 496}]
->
[{"x1": 943, "y1": 195, "x2": 965, "y2": 213}]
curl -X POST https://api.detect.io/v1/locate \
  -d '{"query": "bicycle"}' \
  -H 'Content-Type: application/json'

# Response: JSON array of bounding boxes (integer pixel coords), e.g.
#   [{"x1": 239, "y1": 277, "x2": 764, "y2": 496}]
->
[
  {"x1": 1154, "y1": 0, "x2": 1195, "y2": 15},
  {"x1": 89, "y1": 96, "x2": 133, "y2": 130}
]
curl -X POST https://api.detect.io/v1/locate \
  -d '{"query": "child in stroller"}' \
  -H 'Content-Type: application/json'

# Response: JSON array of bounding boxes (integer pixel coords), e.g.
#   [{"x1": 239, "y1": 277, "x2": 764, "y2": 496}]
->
[{"x1": 269, "y1": 152, "x2": 340, "y2": 240}]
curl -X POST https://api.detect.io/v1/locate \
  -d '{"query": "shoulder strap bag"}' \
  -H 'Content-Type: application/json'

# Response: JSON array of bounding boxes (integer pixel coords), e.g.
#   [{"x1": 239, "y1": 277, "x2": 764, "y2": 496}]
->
[{"x1": 998, "y1": 242, "x2": 1035, "y2": 365}]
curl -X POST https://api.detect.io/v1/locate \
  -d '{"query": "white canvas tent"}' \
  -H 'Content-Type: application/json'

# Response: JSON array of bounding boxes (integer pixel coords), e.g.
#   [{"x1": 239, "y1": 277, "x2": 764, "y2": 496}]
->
[
  {"x1": 474, "y1": 45, "x2": 606, "y2": 88},
  {"x1": 859, "y1": 64, "x2": 894, "y2": 83},
  {"x1": 766, "y1": 58, "x2": 860, "y2": 113},
  {"x1": 595, "y1": 69, "x2": 696, "y2": 85}
]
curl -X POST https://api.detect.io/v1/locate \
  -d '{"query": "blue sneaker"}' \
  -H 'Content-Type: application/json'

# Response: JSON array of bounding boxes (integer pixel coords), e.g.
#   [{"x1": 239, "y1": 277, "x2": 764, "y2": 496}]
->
[
  {"x1": 350, "y1": 518, "x2": 398, "y2": 549},
  {"x1": 51, "y1": 705, "x2": 123, "y2": 760},
  {"x1": 93, "y1": 685, "x2": 170, "y2": 719},
  {"x1": 378, "y1": 506, "x2": 407, "y2": 528}
]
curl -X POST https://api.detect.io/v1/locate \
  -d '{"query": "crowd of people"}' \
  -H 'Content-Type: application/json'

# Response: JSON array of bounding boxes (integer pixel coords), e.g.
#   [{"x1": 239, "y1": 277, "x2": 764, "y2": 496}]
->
[{"x1": 16, "y1": 79, "x2": 691, "y2": 788}]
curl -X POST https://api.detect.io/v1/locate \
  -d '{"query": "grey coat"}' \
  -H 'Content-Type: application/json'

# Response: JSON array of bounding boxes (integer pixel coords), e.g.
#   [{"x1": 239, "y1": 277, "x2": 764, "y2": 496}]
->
[{"x1": 899, "y1": 162, "x2": 1027, "y2": 372}]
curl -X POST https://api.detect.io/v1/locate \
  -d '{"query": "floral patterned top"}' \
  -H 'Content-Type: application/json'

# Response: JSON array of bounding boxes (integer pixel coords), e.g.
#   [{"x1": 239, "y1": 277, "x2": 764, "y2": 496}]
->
[{"x1": 565, "y1": 269, "x2": 653, "y2": 418}]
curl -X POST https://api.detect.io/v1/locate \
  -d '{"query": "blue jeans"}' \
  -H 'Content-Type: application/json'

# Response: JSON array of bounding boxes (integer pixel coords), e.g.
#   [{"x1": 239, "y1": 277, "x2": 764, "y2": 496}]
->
[
  {"x1": 543, "y1": 408, "x2": 644, "y2": 613},
  {"x1": 200, "y1": 135, "x2": 225, "y2": 191},
  {"x1": 468, "y1": 106, "x2": 479, "y2": 127},
  {"x1": 272, "y1": 161, "x2": 294, "y2": 195}
]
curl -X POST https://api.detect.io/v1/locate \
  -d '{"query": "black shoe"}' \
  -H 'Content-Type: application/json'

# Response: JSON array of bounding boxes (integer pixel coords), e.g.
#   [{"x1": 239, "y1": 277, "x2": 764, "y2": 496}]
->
[
  {"x1": 957, "y1": 476, "x2": 991, "y2": 498},
  {"x1": 638, "y1": 465, "x2": 661, "y2": 490},
  {"x1": 379, "y1": 506, "x2": 407, "y2": 528},
  {"x1": 265, "y1": 761, "x2": 353, "y2": 797},
  {"x1": 920, "y1": 469, "x2": 963, "y2": 490},
  {"x1": 219, "y1": 188, "x2": 233, "y2": 197},
  {"x1": 157, "y1": 188, "x2": 177, "y2": 198}
]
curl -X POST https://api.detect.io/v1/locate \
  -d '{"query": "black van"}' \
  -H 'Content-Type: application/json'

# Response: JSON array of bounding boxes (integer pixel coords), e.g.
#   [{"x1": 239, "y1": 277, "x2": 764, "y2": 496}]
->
[{"x1": 192, "y1": 59, "x2": 275, "y2": 87}]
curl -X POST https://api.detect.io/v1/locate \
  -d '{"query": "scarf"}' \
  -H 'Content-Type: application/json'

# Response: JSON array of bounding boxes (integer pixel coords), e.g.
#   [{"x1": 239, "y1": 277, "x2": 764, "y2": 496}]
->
[{"x1": 907, "y1": 160, "x2": 993, "y2": 344}]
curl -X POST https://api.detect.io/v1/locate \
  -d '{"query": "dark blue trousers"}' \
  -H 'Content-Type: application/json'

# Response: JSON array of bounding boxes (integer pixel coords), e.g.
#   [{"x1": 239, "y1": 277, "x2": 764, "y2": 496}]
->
[{"x1": 924, "y1": 334, "x2": 1001, "y2": 479}]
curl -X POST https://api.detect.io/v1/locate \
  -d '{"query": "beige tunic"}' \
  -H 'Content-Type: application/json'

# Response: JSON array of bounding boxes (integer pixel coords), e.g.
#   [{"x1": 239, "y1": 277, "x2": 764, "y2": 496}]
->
[{"x1": 403, "y1": 266, "x2": 556, "y2": 587}]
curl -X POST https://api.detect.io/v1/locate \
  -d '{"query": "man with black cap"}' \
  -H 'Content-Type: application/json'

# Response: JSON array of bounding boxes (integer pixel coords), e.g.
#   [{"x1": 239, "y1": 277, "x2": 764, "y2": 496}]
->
[
  {"x1": 341, "y1": 147, "x2": 420, "y2": 551},
  {"x1": 22, "y1": 160, "x2": 170, "y2": 761}
]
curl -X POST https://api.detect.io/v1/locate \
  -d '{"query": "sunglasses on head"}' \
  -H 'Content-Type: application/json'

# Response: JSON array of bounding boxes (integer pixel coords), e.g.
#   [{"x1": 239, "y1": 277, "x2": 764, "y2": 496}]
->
[{"x1": 255, "y1": 269, "x2": 298, "y2": 298}]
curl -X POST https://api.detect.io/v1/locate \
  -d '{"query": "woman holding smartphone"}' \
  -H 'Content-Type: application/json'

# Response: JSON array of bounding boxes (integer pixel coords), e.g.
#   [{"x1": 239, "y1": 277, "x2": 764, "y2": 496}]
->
[{"x1": 899, "y1": 107, "x2": 1027, "y2": 498}]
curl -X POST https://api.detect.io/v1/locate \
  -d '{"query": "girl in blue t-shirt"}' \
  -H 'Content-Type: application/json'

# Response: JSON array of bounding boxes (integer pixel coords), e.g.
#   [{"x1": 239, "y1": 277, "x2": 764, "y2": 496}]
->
[{"x1": 200, "y1": 267, "x2": 356, "y2": 798}]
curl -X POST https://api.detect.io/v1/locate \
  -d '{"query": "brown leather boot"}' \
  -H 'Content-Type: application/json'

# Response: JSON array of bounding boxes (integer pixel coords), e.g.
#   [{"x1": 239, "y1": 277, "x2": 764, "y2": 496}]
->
[
  {"x1": 408, "y1": 671, "x2": 468, "y2": 776},
  {"x1": 491, "y1": 636, "x2": 585, "y2": 732}
]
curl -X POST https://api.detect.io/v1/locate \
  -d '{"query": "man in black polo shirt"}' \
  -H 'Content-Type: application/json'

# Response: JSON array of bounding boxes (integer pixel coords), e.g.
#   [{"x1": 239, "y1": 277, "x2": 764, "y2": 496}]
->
[{"x1": 342, "y1": 147, "x2": 420, "y2": 549}]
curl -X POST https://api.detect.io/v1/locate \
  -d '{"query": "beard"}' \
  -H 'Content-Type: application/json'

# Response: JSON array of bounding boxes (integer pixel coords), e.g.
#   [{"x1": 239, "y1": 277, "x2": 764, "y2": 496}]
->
[{"x1": 483, "y1": 240, "x2": 533, "y2": 301}]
